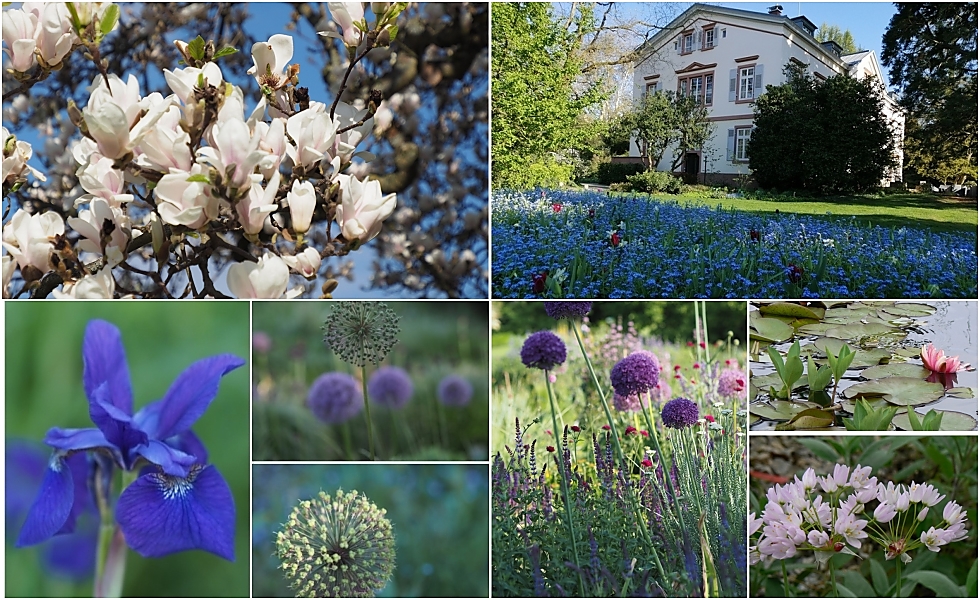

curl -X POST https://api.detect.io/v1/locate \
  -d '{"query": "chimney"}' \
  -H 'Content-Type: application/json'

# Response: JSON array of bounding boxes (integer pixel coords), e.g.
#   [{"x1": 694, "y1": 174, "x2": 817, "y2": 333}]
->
[{"x1": 768, "y1": 5, "x2": 783, "y2": 15}]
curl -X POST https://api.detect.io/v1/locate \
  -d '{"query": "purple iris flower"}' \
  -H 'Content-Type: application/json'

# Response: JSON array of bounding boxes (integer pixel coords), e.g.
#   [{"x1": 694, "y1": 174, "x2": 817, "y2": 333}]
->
[{"x1": 16, "y1": 320, "x2": 244, "y2": 561}]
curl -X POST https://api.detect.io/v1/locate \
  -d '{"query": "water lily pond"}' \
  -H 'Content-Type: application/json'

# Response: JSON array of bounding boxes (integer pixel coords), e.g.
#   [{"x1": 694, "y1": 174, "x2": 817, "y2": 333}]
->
[{"x1": 749, "y1": 301, "x2": 977, "y2": 431}]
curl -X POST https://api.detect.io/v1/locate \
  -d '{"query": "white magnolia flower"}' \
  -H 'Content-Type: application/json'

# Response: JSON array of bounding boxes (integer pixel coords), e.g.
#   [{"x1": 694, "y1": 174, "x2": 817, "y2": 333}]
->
[
  {"x1": 287, "y1": 179, "x2": 316, "y2": 234},
  {"x1": 335, "y1": 174, "x2": 396, "y2": 244},
  {"x1": 3, "y1": 127, "x2": 46, "y2": 184},
  {"x1": 164, "y1": 63, "x2": 224, "y2": 105},
  {"x1": 333, "y1": 102, "x2": 374, "y2": 162},
  {"x1": 134, "y1": 104, "x2": 193, "y2": 172},
  {"x1": 227, "y1": 253, "x2": 289, "y2": 298},
  {"x1": 285, "y1": 108, "x2": 337, "y2": 168},
  {"x1": 155, "y1": 164, "x2": 217, "y2": 229},
  {"x1": 282, "y1": 246, "x2": 321, "y2": 279},
  {"x1": 237, "y1": 172, "x2": 280, "y2": 236},
  {"x1": 82, "y1": 75, "x2": 170, "y2": 160},
  {"x1": 197, "y1": 117, "x2": 272, "y2": 192},
  {"x1": 33, "y1": 3, "x2": 73, "y2": 67},
  {"x1": 1, "y1": 254, "x2": 14, "y2": 298},
  {"x1": 1, "y1": 208, "x2": 64, "y2": 273},
  {"x1": 66, "y1": 197, "x2": 131, "y2": 265},
  {"x1": 324, "y1": 2, "x2": 365, "y2": 47},
  {"x1": 247, "y1": 34, "x2": 293, "y2": 89},
  {"x1": 251, "y1": 117, "x2": 289, "y2": 179},
  {"x1": 2, "y1": 8, "x2": 39, "y2": 72},
  {"x1": 74, "y1": 156, "x2": 133, "y2": 206},
  {"x1": 52, "y1": 267, "x2": 116, "y2": 299}
]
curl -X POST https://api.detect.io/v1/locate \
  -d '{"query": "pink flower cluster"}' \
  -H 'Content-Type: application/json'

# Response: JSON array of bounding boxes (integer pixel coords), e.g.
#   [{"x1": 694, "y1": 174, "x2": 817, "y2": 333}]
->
[{"x1": 750, "y1": 464, "x2": 969, "y2": 567}]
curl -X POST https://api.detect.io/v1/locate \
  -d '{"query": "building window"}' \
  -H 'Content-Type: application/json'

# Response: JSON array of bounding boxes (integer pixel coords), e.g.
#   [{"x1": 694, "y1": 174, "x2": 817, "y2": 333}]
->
[
  {"x1": 738, "y1": 66, "x2": 755, "y2": 100},
  {"x1": 645, "y1": 81, "x2": 659, "y2": 95},
  {"x1": 735, "y1": 127, "x2": 752, "y2": 161},
  {"x1": 683, "y1": 32, "x2": 694, "y2": 54},
  {"x1": 703, "y1": 27, "x2": 715, "y2": 49},
  {"x1": 678, "y1": 73, "x2": 713, "y2": 105}
]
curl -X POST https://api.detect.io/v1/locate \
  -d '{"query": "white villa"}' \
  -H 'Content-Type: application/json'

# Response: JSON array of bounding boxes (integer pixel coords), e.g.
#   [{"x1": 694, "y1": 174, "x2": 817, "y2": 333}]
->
[{"x1": 626, "y1": 3, "x2": 905, "y2": 186}]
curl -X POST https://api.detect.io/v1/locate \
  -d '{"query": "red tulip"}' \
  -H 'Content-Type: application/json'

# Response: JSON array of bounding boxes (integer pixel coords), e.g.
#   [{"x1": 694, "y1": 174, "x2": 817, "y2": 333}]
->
[{"x1": 611, "y1": 232, "x2": 621, "y2": 247}]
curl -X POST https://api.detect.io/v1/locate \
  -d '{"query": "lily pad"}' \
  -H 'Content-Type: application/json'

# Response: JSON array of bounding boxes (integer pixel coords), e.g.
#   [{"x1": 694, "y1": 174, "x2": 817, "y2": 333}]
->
[
  {"x1": 797, "y1": 323, "x2": 837, "y2": 336},
  {"x1": 879, "y1": 303, "x2": 937, "y2": 317},
  {"x1": 824, "y1": 323, "x2": 904, "y2": 340},
  {"x1": 750, "y1": 317, "x2": 795, "y2": 343},
  {"x1": 892, "y1": 410, "x2": 977, "y2": 431},
  {"x1": 758, "y1": 302, "x2": 825, "y2": 321},
  {"x1": 859, "y1": 363, "x2": 931, "y2": 380},
  {"x1": 841, "y1": 397, "x2": 907, "y2": 415},
  {"x1": 749, "y1": 401, "x2": 820, "y2": 421},
  {"x1": 842, "y1": 377, "x2": 944, "y2": 406},
  {"x1": 946, "y1": 387, "x2": 976, "y2": 399}
]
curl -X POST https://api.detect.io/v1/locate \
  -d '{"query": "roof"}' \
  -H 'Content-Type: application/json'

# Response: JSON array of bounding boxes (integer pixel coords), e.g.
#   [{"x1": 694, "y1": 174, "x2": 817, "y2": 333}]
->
[
  {"x1": 840, "y1": 50, "x2": 873, "y2": 67},
  {"x1": 635, "y1": 3, "x2": 846, "y2": 67}
]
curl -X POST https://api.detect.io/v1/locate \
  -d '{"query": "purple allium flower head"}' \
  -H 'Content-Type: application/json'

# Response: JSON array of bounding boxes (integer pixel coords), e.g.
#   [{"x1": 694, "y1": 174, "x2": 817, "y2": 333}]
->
[
  {"x1": 16, "y1": 320, "x2": 243, "y2": 562},
  {"x1": 661, "y1": 397, "x2": 699, "y2": 429},
  {"x1": 367, "y1": 366, "x2": 414, "y2": 409},
  {"x1": 543, "y1": 301, "x2": 593, "y2": 320},
  {"x1": 613, "y1": 392, "x2": 648, "y2": 413},
  {"x1": 520, "y1": 331, "x2": 566, "y2": 371},
  {"x1": 308, "y1": 372, "x2": 364, "y2": 424},
  {"x1": 610, "y1": 351, "x2": 660, "y2": 397},
  {"x1": 717, "y1": 367, "x2": 746, "y2": 397},
  {"x1": 438, "y1": 375, "x2": 474, "y2": 407}
]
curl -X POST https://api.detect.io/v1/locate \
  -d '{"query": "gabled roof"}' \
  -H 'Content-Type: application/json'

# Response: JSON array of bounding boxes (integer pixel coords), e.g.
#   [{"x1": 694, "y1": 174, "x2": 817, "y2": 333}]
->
[{"x1": 635, "y1": 3, "x2": 846, "y2": 68}]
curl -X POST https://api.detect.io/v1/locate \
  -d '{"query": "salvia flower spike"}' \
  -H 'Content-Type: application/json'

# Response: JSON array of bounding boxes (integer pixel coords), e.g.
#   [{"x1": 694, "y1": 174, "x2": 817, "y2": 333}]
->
[{"x1": 276, "y1": 489, "x2": 395, "y2": 598}]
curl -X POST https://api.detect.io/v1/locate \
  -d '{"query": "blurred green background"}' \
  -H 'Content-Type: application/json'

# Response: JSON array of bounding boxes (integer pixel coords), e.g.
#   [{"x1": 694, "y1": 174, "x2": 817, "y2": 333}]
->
[
  {"x1": 5, "y1": 302, "x2": 250, "y2": 597},
  {"x1": 252, "y1": 301, "x2": 489, "y2": 461},
  {"x1": 251, "y1": 463, "x2": 489, "y2": 597}
]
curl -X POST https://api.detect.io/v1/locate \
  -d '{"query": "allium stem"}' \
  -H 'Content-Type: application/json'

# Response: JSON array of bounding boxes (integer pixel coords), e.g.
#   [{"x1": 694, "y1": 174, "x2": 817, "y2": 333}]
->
[
  {"x1": 544, "y1": 373, "x2": 586, "y2": 595},
  {"x1": 894, "y1": 556, "x2": 902, "y2": 598},
  {"x1": 570, "y1": 325, "x2": 624, "y2": 465},
  {"x1": 342, "y1": 422, "x2": 354, "y2": 461},
  {"x1": 781, "y1": 559, "x2": 791, "y2": 597},
  {"x1": 361, "y1": 365, "x2": 376, "y2": 460},
  {"x1": 829, "y1": 555, "x2": 839, "y2": 597}
]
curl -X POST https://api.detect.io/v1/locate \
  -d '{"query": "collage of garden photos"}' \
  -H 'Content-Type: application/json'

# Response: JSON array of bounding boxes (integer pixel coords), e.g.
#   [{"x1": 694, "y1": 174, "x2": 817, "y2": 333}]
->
[{"x1": 1, "y1": 1, "x2": 978, "y2": 599}]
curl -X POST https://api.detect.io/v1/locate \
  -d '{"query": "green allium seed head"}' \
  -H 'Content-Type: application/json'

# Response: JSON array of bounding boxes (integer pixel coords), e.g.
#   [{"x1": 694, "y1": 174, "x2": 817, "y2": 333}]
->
[
  {"x1": 276, "y1": 489, "x2": 396, "y2": 598},
  {"x1": 322, "y1": 302, "x2": 400, "y2": 367}
]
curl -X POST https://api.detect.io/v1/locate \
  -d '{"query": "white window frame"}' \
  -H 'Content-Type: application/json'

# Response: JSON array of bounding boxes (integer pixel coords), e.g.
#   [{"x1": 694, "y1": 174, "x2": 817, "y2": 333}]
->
[
  {"x1": 703, "y1": 28, "x2": 715, "y2": 49},
  {"x1": 689, "y1": 76, "x2": 703, "y2": 103},
  {"x1": 705, "y1": 74, "x2": 714, "y2": 105},
  {"x1": 683, "y1": 33, "x2": 694, "y2": 54},
  {"x1": 738, "y1": 66, "x2": 755, "y2": 100},
  {"x1": 735, "y1": 127, "x2": 752, "y2": 162}
]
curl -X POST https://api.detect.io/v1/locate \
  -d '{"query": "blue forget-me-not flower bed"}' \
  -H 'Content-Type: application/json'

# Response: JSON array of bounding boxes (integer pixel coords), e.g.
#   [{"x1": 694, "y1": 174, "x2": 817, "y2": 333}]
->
[{"x1": 491, "y1": 190, "x2": 978, "y2": 299}]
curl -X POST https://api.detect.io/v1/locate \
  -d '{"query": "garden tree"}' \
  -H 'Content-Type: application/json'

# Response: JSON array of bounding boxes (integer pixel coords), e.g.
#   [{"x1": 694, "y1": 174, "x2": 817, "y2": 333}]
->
[
  {"x1": 627, "y1": 90, "x2": 675, "y2": 170},
  {"x1": 669, "y1": 94, "x2": 712, "y2": 173},
  {"x1": 881, "y1": 2, "x2": 978, "y2": 184},
  {"x1": 815, "y1": 23, "x2": 862, "y2": 54},
  {"x1": 491, "y1": 2, "x2": 606, "y2": 189},
  {"x1": 2, "y1": 2, "x2": 487, "y2": 299},
  {"x1": 749, "y1": 63, "x2": 895, "y2": 193}
]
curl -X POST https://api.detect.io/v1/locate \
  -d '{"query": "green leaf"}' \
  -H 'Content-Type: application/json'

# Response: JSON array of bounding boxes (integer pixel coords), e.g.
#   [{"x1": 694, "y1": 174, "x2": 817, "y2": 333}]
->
[
  {"x1": 66, "y1": 2, "x2": 82, "y2": 31},
  {"x1": 922, "y1": 442, "x2": 955, "y2": 477},
  {"x1": 835, "y1": 582, "x2": 858, "y2": 597},
  {"x1": 99, "y1": 4, "x2": 119, "y2": 37},
  {"x1": 869, "y1": 559, "x2": 889, "y2": 596},
  {"x1": 893, "y1": 410, "x2": 977, "y2": 432},
  {"x1": 840, "y1": 571, "x2": 876, "y2": 598},
  {"x1": 187, "y1": 35, "x2": 206, "y2": 61},
  {"x1": 965, "y1": 560, "x2": 977, "y2": 599},
  {"x1": 903, "y1": 570, "x2": 965, "y2": 597},
  {"x1": 758, "y1": 302, "x2": 824, "y2": 320},
  {"x1": 797, "y1": 438, "x2": 841, "y2": 463},
  {"x1": 185, "y1": 174, "x2": 211, "y2": 183},
  {"x1": 775, "y1": 407, "x2": 835, "y2": 430},
  {"x1": 386, "y1": 24, "x2": 399, "y2": 41},
  {"x1": 213, "y1": 46, "x2": 238, "y2": 60},
  {"x1": 905, "y1": 401, "x2": 924, "y2": 430},
  {"x1": 751, "y1": 317, "x2": 795, "y2": 343},
  {"x1": 806, "y1": 355, "x2": 833, "y2": 391}
]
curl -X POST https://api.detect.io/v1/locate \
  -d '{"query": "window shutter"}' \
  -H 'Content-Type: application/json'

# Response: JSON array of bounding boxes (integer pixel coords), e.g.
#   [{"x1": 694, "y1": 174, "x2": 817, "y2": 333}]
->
[
  {"x1": 729, "y1": 69, "x2": 737, "y2": 102},
  {"x1": 727, "y1": 129, "x2": 735, "y2": 161},
  {"x1": 656, "y1": 81, "x2": 662, "y2": 92},
  {"x1": 754, "y1": 64, "x2": 764, "y2": 97},
  {"x1": 676, "y1": 38, "x2": 681, "y2": 55},
  {"x1": 695, "y1": 29, "x2": 702, "y2": 47}
]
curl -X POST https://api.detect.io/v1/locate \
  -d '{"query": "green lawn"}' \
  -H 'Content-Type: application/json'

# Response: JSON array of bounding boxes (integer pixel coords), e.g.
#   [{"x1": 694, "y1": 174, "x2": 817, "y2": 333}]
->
[{"x1": 667, "y1": 191, "x2": 979, "y2": 235}]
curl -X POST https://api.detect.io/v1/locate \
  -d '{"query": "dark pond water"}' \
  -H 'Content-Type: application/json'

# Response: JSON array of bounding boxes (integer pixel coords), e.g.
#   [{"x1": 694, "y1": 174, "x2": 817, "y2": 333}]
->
[{"x1": 750, "y1": 301, "x2": 977, "y2": 431}]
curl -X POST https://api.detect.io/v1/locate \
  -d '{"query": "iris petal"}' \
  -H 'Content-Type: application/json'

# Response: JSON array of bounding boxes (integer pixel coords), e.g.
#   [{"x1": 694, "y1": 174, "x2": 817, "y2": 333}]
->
[
  {"x1": 153, "y1": 354, "x2": 244, "y2": 440},
  {"x1": 134, "y1": 440, "x2": 197, "y2": 477},
  {"x1": 116, "y1": 465, "x2": 235, "y2": 561},
  {"x1": 16, "y1": 455, "x2": 76, "y2": 547},
  {"x1": 82, "y1": 320, "x2": 134, "y2": 415},
  {"x1": 88, "y1": 385, "x2": 147, "y2": 464}
]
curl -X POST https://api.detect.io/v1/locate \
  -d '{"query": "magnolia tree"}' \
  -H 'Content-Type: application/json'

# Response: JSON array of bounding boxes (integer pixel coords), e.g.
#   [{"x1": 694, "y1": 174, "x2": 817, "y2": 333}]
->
[{"x1": 2, "y1": 2, "x2": 488, "y2": 298}]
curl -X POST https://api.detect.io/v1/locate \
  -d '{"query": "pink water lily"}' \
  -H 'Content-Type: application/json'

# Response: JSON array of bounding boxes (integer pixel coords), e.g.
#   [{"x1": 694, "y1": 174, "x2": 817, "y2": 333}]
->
[{"x1": 920, "y1": 343, "x2": 968, "y2": 374}]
